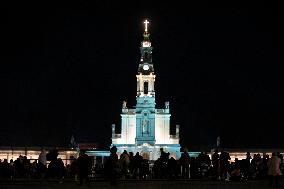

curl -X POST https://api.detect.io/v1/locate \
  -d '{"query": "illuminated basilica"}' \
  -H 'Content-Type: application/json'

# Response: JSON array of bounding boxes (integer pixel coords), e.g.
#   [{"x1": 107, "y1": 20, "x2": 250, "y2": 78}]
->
[
  {"x1": 1, "y1": 21, "x2": 283, "y2": 165},
  {"x1": 111, "y1": 20, "x2": 181, "y2": 160}
]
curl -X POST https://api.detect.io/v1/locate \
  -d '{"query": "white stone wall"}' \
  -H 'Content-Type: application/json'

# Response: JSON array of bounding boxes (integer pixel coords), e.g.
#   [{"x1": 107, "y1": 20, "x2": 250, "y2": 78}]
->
[
  {"x1": 169, "y1": 138, "x2": 179, "y2": 144},
  {"x1": 112, "y1": 137, "x2": 123, "y2": 145},
  {"x1": 121, "y1": 114, "x2": 136, "y2": 144},
  {"x1": 155, "y1": 114, "x2": 171, "y2": 144}
]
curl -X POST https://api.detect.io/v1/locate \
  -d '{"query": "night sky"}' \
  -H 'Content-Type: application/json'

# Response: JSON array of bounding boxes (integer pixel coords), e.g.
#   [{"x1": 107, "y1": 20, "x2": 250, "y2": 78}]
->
[{"x1": 1, "y1": 2, "x2": 284, "y2": 150}]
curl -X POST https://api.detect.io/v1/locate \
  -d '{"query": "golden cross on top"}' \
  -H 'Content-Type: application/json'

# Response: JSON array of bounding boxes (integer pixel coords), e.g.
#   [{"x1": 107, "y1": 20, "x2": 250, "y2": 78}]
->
[{"x1": 144, "y1": 20, "x2": 149, "y2": 32}]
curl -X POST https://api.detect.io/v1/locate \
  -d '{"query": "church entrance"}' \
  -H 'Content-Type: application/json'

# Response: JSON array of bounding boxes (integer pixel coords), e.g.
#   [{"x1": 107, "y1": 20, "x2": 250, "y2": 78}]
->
[{"x1": 141, "y1": 151, "x2": 150, "y2": 159}]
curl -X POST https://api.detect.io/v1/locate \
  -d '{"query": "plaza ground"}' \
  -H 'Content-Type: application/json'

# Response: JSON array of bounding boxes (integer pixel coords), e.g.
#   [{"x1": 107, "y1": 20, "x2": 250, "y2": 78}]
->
[{"x1": 0, "y1": 179, "x2": 283, "y2": 189}]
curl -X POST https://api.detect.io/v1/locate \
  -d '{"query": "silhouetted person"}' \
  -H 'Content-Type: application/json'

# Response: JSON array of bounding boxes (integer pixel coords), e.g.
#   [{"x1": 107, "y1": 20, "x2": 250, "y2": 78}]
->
[
  {"x1": 119, "y1": 150, "x2": 130, "y2": 178},
  {"x1": 267, "y1": 152, "x2": 282, "y2": 187},
  {"x1": 230, "y1": 158, "x2": 241, "y2": 181},
  {"x1": 108, "y1": 146, "x2": 118, "y2": 185},
  {"x1": 8, "y1": 159, "x2": 15, "y2": 180},
  {"x1": 56, "y1": 158, "x2": 65, "y2": 183},
  {"x1": 133, "y1": 152, "x2": 143, "y2": 179},
  {"x1": 153, "y1": 158, "x2": 162, "y2": 179},
  {"x1": 260, "y1": 154, "x2": 269, "y2": 179},
  {"x1": 189, "y1": 157, "x2": 199, "y2": 179},
  {"x1": 198, "y1": 152, "x2": 211, "y2": 178},
  {"x1": 179, "y1": 148, "x2": 190, "y2": 179},
  {"x1": 38, "y1": 149, "x2": 47, "y2": 166},
  {"x1": 159, "y1": 148, "x2": 170, "y2": 178},
  {"x1": 243, "y1": 152, "x2": 251, "y2": 180},
  {"x1": 167, "y1": 157, "x2": 177, "y2": 179},
  {"x1": 160, "y1": 148, "x2": 169, "y2": 163},
  {"x1": 0, "y1": 159, "x2": 9, "y2": 179},
  {"x1": 250, "y1": 153, "x2": 261, "y2": 179},
  {"x1": 140, "y1": 159, "x2": 150, "y2": 179},
  {"x1": 129, "y1": 152, "x2": 134, "y2": 177},
  {"x1": 70, "y1": 157, "x2": 78, "y2": 182},
  {"x1": 77, "y1": 150, "x2": 92, "y2": 186},
  {"x1": 212, "y1": 150, "x2": 220, "y2": 180},
  {"x1": 219, "y1": 151, "x2": 230, "y2": 180}
]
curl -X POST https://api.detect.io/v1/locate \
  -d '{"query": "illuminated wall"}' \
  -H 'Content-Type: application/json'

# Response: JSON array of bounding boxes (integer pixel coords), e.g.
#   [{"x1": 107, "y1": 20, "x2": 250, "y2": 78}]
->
[
  {"x1": 0, "y1": 148, "x2": 78, "y2": 165},
  {"x1": 155, "y1": 114, "x2": 170, "y2": 144}
]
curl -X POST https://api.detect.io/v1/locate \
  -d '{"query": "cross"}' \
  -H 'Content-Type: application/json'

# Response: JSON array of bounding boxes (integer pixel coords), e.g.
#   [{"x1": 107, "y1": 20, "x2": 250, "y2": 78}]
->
[{"x1": 144, "y1": 20, "x2": 149, "y2": 32}]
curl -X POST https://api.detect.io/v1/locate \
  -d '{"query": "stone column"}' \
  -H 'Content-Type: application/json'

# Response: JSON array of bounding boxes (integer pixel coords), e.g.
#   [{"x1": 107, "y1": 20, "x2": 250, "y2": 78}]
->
[
  {"x1": 149, "y1": 78, "x2": 153, "y2": 93},
  {"x1": 140, "y1": 79, "x2": 144, "y2": 95},
  {"x1": 137, "y1": 79, "x2": 140, "y2": 95}
]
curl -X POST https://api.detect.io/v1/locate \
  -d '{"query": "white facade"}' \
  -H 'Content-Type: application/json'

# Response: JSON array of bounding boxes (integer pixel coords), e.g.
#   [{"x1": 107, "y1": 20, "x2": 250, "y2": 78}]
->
[{"x1": 112, "y1": 111, "x2": 179, "y2": 146}]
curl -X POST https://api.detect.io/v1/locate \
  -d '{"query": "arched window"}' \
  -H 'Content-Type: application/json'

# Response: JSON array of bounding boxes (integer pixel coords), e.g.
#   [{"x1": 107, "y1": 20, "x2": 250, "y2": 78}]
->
[{"x1": 144, "y1": 81, "x2": 148, "y2": 94}]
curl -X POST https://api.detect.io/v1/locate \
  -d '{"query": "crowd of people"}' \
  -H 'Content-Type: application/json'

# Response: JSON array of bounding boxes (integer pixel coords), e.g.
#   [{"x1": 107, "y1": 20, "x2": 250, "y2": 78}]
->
[
  {"x1": 0, "y1": 147, "x2": 283, "y2": 186},
  {"x1": 103, "y1": 147, "x2": 283, "y2": 184},
  {"x1": 0, "y1": 149, "x2": 92, "y2": 185}
]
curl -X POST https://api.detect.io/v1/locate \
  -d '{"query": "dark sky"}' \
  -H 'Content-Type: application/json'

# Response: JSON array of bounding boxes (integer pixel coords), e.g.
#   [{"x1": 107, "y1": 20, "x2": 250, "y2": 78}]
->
[{"x1": 1, "y1": 2, "x2": 284, "y2": 150}]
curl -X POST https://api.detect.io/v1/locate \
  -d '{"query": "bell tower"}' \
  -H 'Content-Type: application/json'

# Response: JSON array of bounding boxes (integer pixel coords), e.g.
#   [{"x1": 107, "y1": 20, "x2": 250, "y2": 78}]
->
[
  {"x1": 136, "y1": 20, "x2": 156, "y2": 111},
  {"x1": 135, "y1": 20, "x2": 156, "y2": 145}
]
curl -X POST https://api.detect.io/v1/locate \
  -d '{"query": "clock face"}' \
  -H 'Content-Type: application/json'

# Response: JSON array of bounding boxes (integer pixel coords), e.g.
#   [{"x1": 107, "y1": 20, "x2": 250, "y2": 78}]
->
[{"x1": 143, "y1": 64, "x2": 149, "y2": 70}]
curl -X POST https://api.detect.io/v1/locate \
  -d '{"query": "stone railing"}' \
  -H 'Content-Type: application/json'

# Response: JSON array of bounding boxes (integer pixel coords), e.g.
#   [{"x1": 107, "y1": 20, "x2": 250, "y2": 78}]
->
[
  {"x1": 156, "y1": 109, "x2": 165, "y2": 114},
  {"x1": 122, "y1": 109, "x2": 136, "y2": 114},
  {"x1": 113, "y1": 134, "x2": 121, "y2": 138},
  {"x1": 170, "y1": 135, "x2": 179, "y2": 139},
  {"x1": 156, "y1": 109, "x2": 169, "y2": 114}
]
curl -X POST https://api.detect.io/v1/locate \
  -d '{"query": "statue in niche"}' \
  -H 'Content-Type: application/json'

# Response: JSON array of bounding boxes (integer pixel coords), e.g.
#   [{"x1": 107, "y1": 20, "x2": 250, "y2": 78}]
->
[
  {"x1": 122, "y1": 101, "x2": 127, "y2": 109},
  {"x1": 165, "y1": 101, "x2": 169, "y2": 109},
  {"x1": 142, "y1": 119, "x2": 149, "y2": 134}
]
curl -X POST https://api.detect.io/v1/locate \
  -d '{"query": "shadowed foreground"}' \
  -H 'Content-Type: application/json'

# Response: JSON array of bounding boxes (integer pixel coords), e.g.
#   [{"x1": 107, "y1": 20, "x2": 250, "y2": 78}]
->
[{"x1": 0, "y1": 179, "x2": 283, "y2": 189}]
